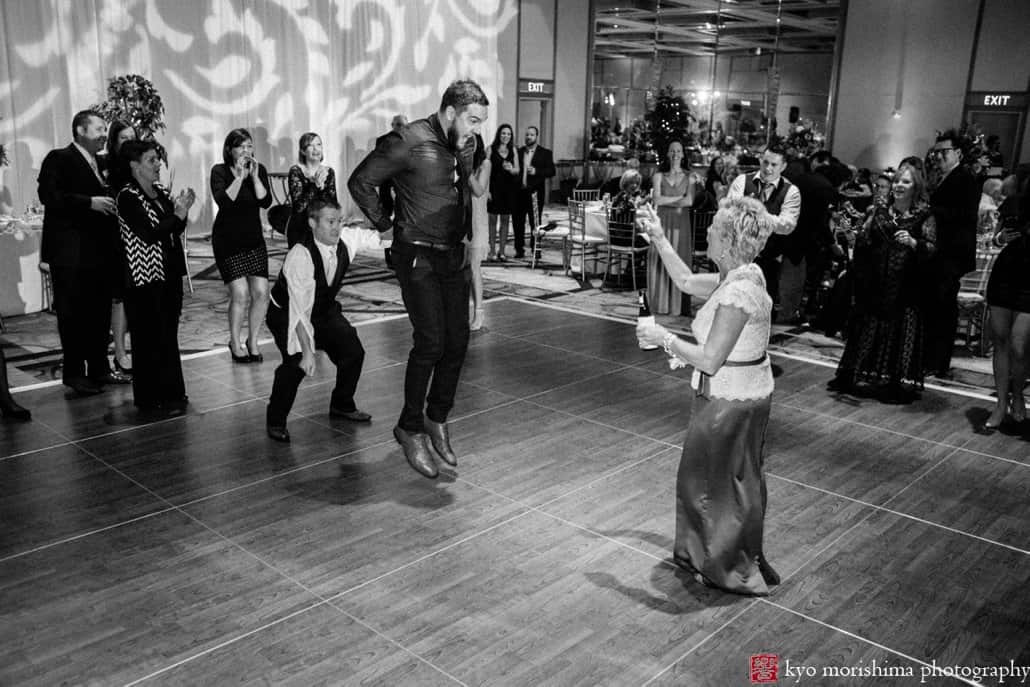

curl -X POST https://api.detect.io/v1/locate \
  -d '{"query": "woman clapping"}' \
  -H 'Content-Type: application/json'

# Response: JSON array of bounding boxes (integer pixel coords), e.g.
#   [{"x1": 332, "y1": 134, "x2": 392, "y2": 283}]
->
[
  {"x1": 116, "y1": 140, "x2": 196, "y2": 414},
  {"x1": 210, "y1": 129, "x2": 273, "y2": 363}
]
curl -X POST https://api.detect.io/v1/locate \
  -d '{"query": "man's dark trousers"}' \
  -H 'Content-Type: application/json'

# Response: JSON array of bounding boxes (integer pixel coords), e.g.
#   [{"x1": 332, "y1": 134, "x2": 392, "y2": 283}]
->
[
  {"x1": 391, "y1": 240, "x2": 470, "y2": 433},
  {"x1": 51, "y1": 266, "x2": 112, "y2": 381},
  {"x1": 266, "y1": 303, "x2": 365, "y2": 428}
]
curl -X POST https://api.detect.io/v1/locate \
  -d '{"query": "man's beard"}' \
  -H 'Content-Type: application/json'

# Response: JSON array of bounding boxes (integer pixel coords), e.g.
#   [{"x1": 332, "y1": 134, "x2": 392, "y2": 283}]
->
[{"x1": 447, "y1": 120, "x2": 462, "y2": 151}]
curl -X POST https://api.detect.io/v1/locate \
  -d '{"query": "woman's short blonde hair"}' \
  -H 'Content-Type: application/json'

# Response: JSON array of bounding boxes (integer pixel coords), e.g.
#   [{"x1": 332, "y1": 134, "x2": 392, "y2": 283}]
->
[
  {"x1": 619, "y1": 169, "x2": 642, "y2": 193},
  {"x1": 713, "y1": 196, "x2": 772, "y2": 265}
]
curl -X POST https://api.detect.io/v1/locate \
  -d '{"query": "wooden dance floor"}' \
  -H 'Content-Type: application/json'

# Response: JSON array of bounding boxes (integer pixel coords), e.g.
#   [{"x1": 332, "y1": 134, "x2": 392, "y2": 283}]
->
[{"x1": 1, "y1": 297, "x2": 1027, "y2": 686}]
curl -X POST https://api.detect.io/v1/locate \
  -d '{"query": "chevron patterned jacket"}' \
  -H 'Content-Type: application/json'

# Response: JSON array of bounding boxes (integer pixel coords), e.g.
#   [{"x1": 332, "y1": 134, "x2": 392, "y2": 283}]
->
[{"x1": 116, "y1": 182, "x2": 185, "y2": 287}]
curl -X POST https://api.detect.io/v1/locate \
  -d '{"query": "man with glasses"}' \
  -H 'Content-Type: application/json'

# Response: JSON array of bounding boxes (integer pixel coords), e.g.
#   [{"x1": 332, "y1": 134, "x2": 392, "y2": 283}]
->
[
  {"x1": 924, "y1": 129, "x2": 979, "y2": 378},
  {"x1": 728, "y1": 144, "x2": 801, "y2": 320}
]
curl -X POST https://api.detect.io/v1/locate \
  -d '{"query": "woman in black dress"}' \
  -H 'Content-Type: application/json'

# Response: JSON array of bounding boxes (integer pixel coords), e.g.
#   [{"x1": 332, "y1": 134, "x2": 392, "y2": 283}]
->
[
  {"x1": 105, "y1": 120, "x2": 137, "y2": 377},
  {"x1": 984, "y1": 171, "x2": 1030, "y2": 429},
  {"x1": 286, "y1": 132, "x2": 337, "y2": 248},
  {"x1": 827, "y1": 165, "x2": 937, "y2": 403},
  {"x1": 486, "y1": 123, "x2": 519, "y2": 261},
  {"x1": 116, "y1": 140, "x2": 196, "y2": 414},
  {"x1": 211, "y1": 128, "x2": 273, "y2": 363}
]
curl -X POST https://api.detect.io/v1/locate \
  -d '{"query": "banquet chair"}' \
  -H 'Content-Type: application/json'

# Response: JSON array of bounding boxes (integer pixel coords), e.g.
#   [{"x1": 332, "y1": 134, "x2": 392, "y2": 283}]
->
[
  {"x1": 690, "y1": 209, "x2": 716, "y2": 272},
  {"x1": 38, "y1": 262, "x2": 54, "y2": 314},
  {"x1": 182, "y1": 240, "x2": 194, "y2": 295},
  {"x1": 957, "y1": 249, "x2": 999, "y2": 357},
  {"x1": 572, "y1": 188, "x2": 600, "y2": 202},
  {"x1": 530, "y1": 193, "x2": 569, "y2": 270},
  {"x1": 565, "y1": 199, "x2": 607, "y2": 280},
  {"x1": 603, "y1": 208, "x2": 647, "y2": 292}
]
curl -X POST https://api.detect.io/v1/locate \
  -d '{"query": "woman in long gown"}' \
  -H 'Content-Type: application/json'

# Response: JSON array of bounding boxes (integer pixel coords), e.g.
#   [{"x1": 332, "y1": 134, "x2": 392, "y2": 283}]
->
[
  {"x1": 637, "y1": 197, "x2": 780, "y2": 596},
  {"x1": 648, "y1": 141, "x2": 696, "y2": 315},
  {"x1": 827, "y1": 166, "x2": 936, "y2": 403}
]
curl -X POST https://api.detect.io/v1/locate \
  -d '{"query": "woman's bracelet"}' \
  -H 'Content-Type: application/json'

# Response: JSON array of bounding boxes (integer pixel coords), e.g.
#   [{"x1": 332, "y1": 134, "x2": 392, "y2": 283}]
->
[
  {"x1": 662, "y1": 332, "x2": 678, "y2": 358},
  {"x1": 993, "y1": 231, "x2": 1004, "y2": 247}
]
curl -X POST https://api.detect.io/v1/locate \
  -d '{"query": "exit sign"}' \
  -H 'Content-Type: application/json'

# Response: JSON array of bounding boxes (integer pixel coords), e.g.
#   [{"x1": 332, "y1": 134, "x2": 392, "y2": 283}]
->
[
  {"x1": 966, "y1": 91, "x2": 1027, "y2": 108},
  {"x1": 518, "y1": 79, "x2": 554, "y2": 96}
]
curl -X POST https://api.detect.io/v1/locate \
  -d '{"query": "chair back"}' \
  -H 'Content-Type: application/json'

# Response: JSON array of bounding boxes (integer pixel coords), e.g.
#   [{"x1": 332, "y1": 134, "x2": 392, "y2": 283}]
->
[
  {"x1": 572, "y1": 188, "x2": 600, "y2": 202},
  {"x1": 959, "y1": 250, "x2": 999, "y2": 295},
  {"x1": 607, "y1": 208, "x2": 638, "y2": 248},
  {"x1": 690, "y1": 209, "x2": 716, "y2": 254},
  {"x1": 568, "y1": 199, "x2": 586, "y2": 238}
]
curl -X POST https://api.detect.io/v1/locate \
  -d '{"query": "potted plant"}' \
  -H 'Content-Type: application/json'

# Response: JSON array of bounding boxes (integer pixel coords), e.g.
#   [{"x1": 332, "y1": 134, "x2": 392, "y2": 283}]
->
[{"x1": 94, "y1": 74, "x2": 166, "y2": 141}]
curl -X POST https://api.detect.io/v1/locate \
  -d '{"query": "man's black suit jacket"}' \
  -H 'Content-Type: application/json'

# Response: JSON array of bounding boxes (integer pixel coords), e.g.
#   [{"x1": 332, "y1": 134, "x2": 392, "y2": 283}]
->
[
  {"x1": 785, "y1": 170, "x2": 838, "y2": 264},
  {"x1": 38, "y1": 143, "x2": 116, "y2": 268},
  {"x1": 517, "y1": 145, "x2": 556, "y2": 193},
  {"x1": 929, "y1": 164, "x2": 979, "y2": 277}
]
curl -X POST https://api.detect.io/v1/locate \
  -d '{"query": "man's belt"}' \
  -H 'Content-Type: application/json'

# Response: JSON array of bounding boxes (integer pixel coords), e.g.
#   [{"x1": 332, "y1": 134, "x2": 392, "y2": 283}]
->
[{"x1": 401, "y1": 239, "x2": 460, "y2": 252}]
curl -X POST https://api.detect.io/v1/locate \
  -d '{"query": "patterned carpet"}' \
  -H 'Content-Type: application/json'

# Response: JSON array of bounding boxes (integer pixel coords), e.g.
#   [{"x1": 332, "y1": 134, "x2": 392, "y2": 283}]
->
[{"x1": 0, "y1": 221, "x2": 1003, "y2": 399}]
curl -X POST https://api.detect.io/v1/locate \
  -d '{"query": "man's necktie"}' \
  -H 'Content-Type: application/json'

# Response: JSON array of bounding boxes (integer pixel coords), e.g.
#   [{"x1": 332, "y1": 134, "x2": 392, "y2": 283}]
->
[
  {"x1": 88, "y1": 155, "x2": 106, "y2": 186},
  {"x1": 325, "y1": 249, "x2": 336, "y2": 282}
]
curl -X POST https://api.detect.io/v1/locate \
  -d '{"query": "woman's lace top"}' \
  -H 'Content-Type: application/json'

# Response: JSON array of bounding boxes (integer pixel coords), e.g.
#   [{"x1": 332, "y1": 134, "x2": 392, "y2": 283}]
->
[{"x1": 689, "y1": 262, "x2": 774, "y2": 400}]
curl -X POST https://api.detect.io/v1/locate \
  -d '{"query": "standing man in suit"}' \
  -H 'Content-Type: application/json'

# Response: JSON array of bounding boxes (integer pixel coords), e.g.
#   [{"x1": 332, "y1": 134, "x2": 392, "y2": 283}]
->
[
  {"x1": 924, "y1": 129, "x2": 980, "y2": 377},
  {"x1": 783, "y1": 155, "x2": 838, "y2": 324},
  {"x1": 727, "y1": 144, "x2": 801, "y2": 318},
  {"x1": 512, "y1": 126, "x2": 555, "y2": 259},
  {"x1": 38, "y1": 110, "x2": 122, "y2": 396}
]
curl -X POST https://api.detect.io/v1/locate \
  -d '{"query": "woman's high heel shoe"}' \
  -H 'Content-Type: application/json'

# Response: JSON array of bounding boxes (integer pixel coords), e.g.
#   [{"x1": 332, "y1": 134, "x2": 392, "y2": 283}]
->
[
  {"x1": 246, "y1": 338, "x2": 263, "y2": 363},
  {"x1": 0, "y1": 398, "x2": 31, "y2": 421},
  {"x1": 113, "y1": 356, "x2": 133, "y2": 375},
  {"x1": 229, "y1": 343, "x2": 251, "y2": 364}
]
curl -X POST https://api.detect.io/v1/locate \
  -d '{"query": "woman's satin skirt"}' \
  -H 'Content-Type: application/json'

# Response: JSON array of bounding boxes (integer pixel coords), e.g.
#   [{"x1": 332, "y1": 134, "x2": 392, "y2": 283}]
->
[{"x1": 674, "y1": 392, "x2": 774, "y2": 596}]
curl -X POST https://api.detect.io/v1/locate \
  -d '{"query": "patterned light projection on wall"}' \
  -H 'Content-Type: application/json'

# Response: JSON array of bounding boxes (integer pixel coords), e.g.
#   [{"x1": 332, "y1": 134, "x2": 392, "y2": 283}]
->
[{"x1": 0, "y1": 0, "x2": 516, "y2": 228}]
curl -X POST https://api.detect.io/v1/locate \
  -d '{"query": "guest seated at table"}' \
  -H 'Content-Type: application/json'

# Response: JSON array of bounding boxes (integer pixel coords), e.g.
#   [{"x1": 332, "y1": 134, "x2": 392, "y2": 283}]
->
[
  {"x1": 609, "y1": 170, "x2": 648, "y2": 248},
  {"x1": 0, "y1": 347, "x2": 30, "y2": 421},
  {"x1": 827, "y1": 165, "x2": 936, "y2": 403},
  {"x1": 116, "y1": 140, "x2": 196, "y2": 415},
  {"x1": 983, "y1": 171, "x2": 1030, "y2": 430},
  {"x1": 978, "y1": 178, "x2": 1004, "y2": 233}
]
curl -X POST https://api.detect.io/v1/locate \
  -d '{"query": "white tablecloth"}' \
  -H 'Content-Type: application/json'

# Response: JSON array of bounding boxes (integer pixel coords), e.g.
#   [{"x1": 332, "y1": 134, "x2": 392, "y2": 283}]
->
[{"x1": 0, "y1": 216, "x2": 45, "y2": 317}]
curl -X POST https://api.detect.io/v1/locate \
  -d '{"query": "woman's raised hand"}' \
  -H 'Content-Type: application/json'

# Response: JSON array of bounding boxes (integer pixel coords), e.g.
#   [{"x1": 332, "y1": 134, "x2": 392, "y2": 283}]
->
[{"x1": 637, "y1": 202, "x2": 666, "y2": 242}]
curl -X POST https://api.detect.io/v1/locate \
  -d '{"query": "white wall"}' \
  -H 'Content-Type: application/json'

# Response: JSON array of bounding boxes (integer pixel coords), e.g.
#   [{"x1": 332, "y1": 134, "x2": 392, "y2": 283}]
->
[
  {"x1": 553, "y1": 0, "x2": 591, "y2": 160},
  {"x1": 830, "y1": 0, "x2": 979, "y2": 168}
]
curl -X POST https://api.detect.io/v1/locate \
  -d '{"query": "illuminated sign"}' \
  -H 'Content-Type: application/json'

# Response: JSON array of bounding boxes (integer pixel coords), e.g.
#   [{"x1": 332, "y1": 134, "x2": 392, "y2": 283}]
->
[
  {"x1": 518, "y1": 79, "x2": 554, "y2": 96},
  {"x1": 966, "y1": 91, "x2": 1027, "y2": 108}
]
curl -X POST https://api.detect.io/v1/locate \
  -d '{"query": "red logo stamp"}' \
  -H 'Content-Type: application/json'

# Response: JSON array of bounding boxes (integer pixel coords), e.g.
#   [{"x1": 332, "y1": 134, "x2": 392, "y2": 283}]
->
[{"x1": 750, "y1": 654, "x2": 780, "y2": 683}]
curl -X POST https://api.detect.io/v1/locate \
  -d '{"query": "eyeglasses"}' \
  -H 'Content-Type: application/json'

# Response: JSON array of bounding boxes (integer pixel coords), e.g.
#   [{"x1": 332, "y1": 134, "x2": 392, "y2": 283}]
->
[{"x1": 932, "y1": 147, "x2": 955, "y2": 156}]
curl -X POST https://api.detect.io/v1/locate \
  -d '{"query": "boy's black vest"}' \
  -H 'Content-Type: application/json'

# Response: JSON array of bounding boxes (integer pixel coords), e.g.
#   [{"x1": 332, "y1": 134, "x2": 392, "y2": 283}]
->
[
  {"x1": 743, "y1": 174, "x2": 792, "y2": 258},
  {"x1": 270, "y1": 234, "x2": 350, "y2": 320}
]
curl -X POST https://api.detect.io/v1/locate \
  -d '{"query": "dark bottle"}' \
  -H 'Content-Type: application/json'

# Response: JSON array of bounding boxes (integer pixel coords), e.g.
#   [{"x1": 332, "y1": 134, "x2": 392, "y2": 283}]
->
[{"x1": 637, "y1": 290, "x2": 659, "y2": 350}]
